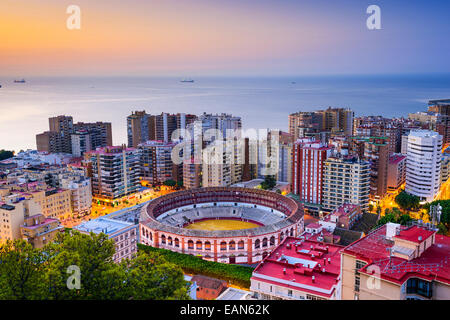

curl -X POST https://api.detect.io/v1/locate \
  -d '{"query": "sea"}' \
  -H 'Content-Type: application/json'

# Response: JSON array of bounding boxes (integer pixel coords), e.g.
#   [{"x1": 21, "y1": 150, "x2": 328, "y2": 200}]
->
[{"x1": 1, "y1": 74, "x2": 450, "y2": 153}]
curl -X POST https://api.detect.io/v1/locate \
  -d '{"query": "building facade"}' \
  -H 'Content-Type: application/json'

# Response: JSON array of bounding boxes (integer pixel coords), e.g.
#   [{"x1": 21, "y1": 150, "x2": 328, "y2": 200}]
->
[
  {"x1": 405, "y1": 130, "x2": 442, "y2": 202},
  {"x1": 250, "y1": 236, "x2": 343, "y2": 300},
  {"x1": 292, "y1": 139, "x2": 332, "y2": 205},
  {"x1": 322, "y1": 155, "x2": 371, "y2": 213},
  {"x1": 20, "y1": 214, "x2": 63, "y2": 248},
  {"x1": 86, "y1": 146, "x2": 141, "y2": 200},
  {"x1": 139, "y1": 140, "x2": 181, "y2": 185},
  {"x1": 75, "y1": 217, "x2": 138, "y2": 263},
  {"x1": 341, "y1": 223, "x2": 450, "y2": 300}
]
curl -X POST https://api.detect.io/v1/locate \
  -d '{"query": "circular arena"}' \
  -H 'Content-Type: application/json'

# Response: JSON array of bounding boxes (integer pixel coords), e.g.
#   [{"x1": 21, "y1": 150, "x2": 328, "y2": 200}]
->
[{"x1": 140, "y1": 187, "x2": 304, "y2": 264}]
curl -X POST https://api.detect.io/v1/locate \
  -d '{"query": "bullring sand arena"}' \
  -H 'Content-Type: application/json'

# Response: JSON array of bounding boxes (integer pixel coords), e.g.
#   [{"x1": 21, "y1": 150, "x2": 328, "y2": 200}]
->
[
  {"x1": 140, "y1": 187, "x2": 304, "y2": 264},
  {"x1": 185, "y1": 219, "x2": 260, "y2": 231}
]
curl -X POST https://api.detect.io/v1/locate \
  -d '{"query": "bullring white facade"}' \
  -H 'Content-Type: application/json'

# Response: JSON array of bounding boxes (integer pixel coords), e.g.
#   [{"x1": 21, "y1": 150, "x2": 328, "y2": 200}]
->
[{"x1": 139, "y1": 187, "x2": 304, "y2": 264}]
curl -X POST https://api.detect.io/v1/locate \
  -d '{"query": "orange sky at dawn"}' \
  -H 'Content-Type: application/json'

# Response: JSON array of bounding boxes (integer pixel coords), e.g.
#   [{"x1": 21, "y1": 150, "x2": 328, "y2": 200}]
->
[
  {"x1": 0, "y1": 0, "x2": 344, "y2": 76},
  {"x1": 2, "y1": 0, "x2": 449, "y2": 76}
]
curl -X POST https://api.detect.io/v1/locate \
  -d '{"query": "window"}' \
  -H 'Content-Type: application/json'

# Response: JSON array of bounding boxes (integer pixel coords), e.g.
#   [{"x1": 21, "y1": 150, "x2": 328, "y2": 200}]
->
[
  {"x1": 262, "y1": 238, "x2": 268, "y2": 247},
  {"x1": 355, "y1": 260, "x2": 367, "y2": 275},
  {"x1": 354, "y1": 276, "x2": 361, "y2": 292},
  {"x1": 406, "y1": 278, "x2": 432, "y2": 298}
]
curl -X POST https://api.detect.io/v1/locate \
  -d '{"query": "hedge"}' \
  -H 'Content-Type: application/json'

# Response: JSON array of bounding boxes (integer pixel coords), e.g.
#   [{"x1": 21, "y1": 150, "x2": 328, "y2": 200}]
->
[{"x1": 137, "y1": 244, "x2": 254, "y2": 288}]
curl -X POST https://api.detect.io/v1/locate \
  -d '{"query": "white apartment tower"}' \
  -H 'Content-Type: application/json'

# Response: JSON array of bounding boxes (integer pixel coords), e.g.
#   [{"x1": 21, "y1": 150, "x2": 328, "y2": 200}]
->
[{"x1": 405, "y1": 130, "x2": 442, "y2": 202}]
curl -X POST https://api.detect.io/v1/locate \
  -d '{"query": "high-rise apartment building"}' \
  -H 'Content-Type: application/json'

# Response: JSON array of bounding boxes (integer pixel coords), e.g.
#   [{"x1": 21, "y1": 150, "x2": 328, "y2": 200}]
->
[
  {"x1": 387, "y1": 154, "x2": 407, "y2": 192},
  {"x1": 36, "y1": 115, "x2": 112, "y2": 155},
  {"x1": 405, "y1": 130, "x2": 442, "y2": 202},
  {"x1": 289, "y1": 108, "x2": 353, "y2": 141},
  {"x1": 127, "y1": 111, "x2": 150, "y2": 148},
  {"x1": 364, "y1": 137, "x2": 389, "y2": 200},
  {"x1": 288, "y1": 112, "x2": 323, "y2": 141},
  {"x1": 318, "y1": 107, "x2": 354, "y2": 136},
  {"x1": 428, "y1": 99, "x2": 450, "y2": 144},
  {"x1": 86, "y1": 146, "x2": 141, "y2": 200},
  {"x1": 201, "y1": 141, "x2": 233, "y2": 187},
  {"x1": 183, "y1": 158, "x2": 202, "y2": 189},
  {"x1": 355, "y1": 124, "x2": 402, "y2": 154},
  {"x1": 138, "y1": 140, "x2": 181, "y2": 185},
  {"x1": 73, "y1": 121, "x2": 113, "y2": 149},
  {"x1": 48, "y1": 115, "x2": 74, "y2": 154},
  {"x1": 322, "y1": 155, "x2": 370, "y2": 213},
  {"x1": 149, "y1": 113, "x2": 197, "y2": 142},
  {"x1": 36, "y1": 131, "x2": 62, "y2": 153},
  {"x1": 292, "y1": 139, "x2": 332, "y2": 205},
  {"x1": 71, "y1": 130, "x2": 92, "y2": 157},
  {"x1": 351, "y1": 136, "x2": 389, "y2": 200},
  {"x1": 268, "y1": 131, "x2": 294, "y2": 183}
]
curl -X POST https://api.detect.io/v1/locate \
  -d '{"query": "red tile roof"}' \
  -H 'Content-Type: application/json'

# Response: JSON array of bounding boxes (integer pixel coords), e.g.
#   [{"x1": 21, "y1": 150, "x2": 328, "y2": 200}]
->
[
  {"x1": 251, "y1": 237, "x2": 344, "y2": 298},
  {"x1": 395, "y1": 227, "x2": 435, "y2": 244},
  {"x1": 343, "y1": 225, "x2": 450, "y2": 285}
]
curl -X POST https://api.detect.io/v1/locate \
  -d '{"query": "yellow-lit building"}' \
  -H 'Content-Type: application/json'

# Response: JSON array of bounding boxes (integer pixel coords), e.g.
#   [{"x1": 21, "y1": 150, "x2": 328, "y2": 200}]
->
[
  {"x1": 29, "y1": 188, "x2": 72, "y2": 220},
  {"x1": 20, "y1": 214, "x2": 63, "y2": 248},
  {"x1": 0, "y1": 196, "x2": 41, "y2": 245}
]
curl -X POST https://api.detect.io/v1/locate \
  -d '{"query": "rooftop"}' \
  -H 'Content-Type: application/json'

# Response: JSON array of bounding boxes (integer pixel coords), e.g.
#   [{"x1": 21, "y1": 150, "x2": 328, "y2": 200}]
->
[
  {"x1": 395, "y1": 226, "x2": 435, "y2": 244},
  {"x1": 343, "y1": 225, "x2": 450, "y2": 285},
  {"x1": 408, "y1": 129, "x2": 441, "y2": 138},
  {"x1": 389, "y1": 154, "x2": 407, "y2": 165},
  {"x1": 329, "y1": 203, "x2": 359, "y2": 219},
  {"x1": 74, "y1": 217, "x2": 135, "y2": 236},
  {"x1": 191, "y1": 275, "x2": 227, "y2": 290},
  {"x1": 216, "y1": 287, "x2": 253, "y2": 300},
  {"x1": 251, "y1": 236, "x2": 343, "y2": 298}
]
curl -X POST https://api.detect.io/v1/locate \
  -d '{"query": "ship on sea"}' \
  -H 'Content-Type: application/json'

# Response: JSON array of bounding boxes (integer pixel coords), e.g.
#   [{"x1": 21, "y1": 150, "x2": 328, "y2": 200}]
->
[
  {"x1": 180, "y1": 78, "x2": 194, "y2": 83},
  {"x1": 14, "y1": 79, "x2": 26, "y2": 83}
]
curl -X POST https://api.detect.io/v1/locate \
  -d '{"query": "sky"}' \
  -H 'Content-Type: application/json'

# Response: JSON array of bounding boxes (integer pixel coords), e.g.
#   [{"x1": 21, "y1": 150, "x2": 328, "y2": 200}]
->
[{"x1": 1, "y1": 0, "x2": 450, "y2": 77}]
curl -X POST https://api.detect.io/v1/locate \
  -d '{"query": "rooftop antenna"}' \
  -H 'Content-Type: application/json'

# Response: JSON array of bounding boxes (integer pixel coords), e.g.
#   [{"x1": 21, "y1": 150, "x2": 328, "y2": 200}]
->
[{"x1": 386, "y1": 247, "x2": 393, "y2": 269}]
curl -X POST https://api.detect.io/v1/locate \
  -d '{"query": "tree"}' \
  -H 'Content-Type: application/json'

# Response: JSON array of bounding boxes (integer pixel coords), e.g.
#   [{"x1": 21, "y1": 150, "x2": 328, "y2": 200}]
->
[
  {"x1": 260, "y1": 175, "x2": 276, "y2": 190},
  {"x1": 377, "y1": 207, "x2": 414, "y2": 227},
  {"x1": 395, "y1": 191, "x2": 420, "y2": 211},
  {"x1": 123, "y1": 253, "x2": 189, "y2": 300},
  {"x1": 0, "y1": 231, "x2": 190, "y2": 300},
  {"x1": 0, "y1": 149, "x2": 14, "y2": 161},
  {"x1": 437, "y1": 223, "x2": 448, "y2": 236},
  {"x1": 163, "y1": 179, "x2": 177, "y2": 187},
  {"x1": 0, "y1": 240, "x2": 47, "y2": 299}
]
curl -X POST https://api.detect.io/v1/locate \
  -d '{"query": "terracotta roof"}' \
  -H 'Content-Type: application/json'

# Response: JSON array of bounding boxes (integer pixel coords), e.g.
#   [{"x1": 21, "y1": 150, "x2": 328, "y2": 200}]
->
[{"x1": 191, "y1": 275, "x2": 227, "y2": 290}]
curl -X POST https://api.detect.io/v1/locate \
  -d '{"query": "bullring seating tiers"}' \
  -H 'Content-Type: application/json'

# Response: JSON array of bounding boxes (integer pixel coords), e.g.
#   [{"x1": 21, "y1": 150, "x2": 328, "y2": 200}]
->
[{"x1": 158, "y1": 206, "x2": 286, "y2": 228}]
